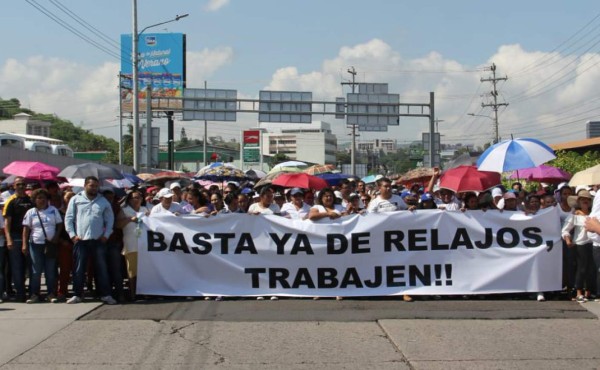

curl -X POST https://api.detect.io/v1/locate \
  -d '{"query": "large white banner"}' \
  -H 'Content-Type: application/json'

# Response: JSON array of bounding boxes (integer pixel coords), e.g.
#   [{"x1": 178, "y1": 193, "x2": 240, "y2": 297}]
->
[{"x1": 137, "y1": 207, "x2": 562, "y2": 297}]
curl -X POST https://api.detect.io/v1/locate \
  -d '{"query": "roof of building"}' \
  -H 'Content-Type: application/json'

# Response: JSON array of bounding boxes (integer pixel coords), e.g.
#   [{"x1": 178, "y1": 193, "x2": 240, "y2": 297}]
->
[{"x1": 550, "y1": 137, "x2": 600, "y2": 151}]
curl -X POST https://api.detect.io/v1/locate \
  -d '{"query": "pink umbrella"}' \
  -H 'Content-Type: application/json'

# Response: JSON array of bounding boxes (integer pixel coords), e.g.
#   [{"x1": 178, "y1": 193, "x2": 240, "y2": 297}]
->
[
  {"x1": 508, "y1": 164, "x2": 571, "y2": 184},
  {"x1": 3, "y1": 161, "x2": 61, "y2": 180},
  {"x1": 272, "y1": 172, "x2": 329, "y2": 190}
]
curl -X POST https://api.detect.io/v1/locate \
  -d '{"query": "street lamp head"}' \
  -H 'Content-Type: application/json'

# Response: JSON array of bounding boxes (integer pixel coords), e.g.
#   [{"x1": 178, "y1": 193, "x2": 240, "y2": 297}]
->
[{"x1": 175, "y1": 14, "x2": 189, "y2": 21}]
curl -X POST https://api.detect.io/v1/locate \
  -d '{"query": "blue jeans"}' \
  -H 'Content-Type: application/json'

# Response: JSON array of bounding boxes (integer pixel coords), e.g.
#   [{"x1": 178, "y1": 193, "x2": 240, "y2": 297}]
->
[
  {"x1": 8, "y1": 236, "x2": 26, "y2": 299},
  {"x1": 0, "y1": 246, "x2": 5, "y2": 298},
  {"x1": 29, "y1": 242, "x2": 57, "y2": 297},
  {"x1": 106, "y1": 242, "x2": 124, "y2": 297},
  {"x1": 73, "y1": 240, "x2": 110, "y2": 298}
]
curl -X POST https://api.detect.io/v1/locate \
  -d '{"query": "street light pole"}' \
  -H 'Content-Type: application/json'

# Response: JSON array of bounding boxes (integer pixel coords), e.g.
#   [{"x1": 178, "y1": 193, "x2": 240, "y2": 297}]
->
[
  {"x1": 131, "y1": 0, "x2": 188, "y2": 172},
  {"x1": 467, "y1": 113, "x2": 496, "y2": 143}
]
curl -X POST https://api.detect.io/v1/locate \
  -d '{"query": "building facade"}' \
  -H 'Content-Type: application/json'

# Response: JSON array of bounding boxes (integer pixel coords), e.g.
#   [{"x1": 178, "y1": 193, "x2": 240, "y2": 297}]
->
[
  {"x1": 0, "y1": 113, "x2": 51, "y2": 137},
  {"x1": 260, "y1": 121, "x2": 337, "y2": 164}
]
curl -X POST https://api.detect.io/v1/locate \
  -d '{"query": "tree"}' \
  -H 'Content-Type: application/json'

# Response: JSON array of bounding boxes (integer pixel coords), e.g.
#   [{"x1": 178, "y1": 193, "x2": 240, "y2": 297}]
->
[
  {"x1": 549, "y1": 150, "x2": 600, "y2": 174},
  {"x1": 270, "y1": 153, "x2": 290, "y2": 167}
]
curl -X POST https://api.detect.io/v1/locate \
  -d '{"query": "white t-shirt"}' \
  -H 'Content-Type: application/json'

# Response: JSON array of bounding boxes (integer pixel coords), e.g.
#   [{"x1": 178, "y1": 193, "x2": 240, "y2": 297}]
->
[
  {"x1": 367, "y1": 195, "x2": 407, "y2": 213},
  {"x1": 248, "y1": 202, "x2": 280, "y2": 215},
  {"x1": 280, "y1": 202, "x2": 311, "y2": 219},
  {"x1": 434, "y1": 197, "x2": 462, "y2": 211},
  {"x1": 150, "y1": 202, "x2": 184, "y2": 215},
  {"x1": 22, "y1": 206, "x2": 63, "y2": 244}
]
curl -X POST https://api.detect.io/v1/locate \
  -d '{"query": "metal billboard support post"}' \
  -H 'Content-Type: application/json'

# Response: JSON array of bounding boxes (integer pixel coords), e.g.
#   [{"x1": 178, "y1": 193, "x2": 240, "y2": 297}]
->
[
  {"x1": 429, "y1": 92, "x2": 435, "y2": 168},
  {"x1": 146, "y1": 85, "x2": 152, "y2": 171},
  {"x1": 167, "y1": 111, "x2": 174, "y2": 170}
]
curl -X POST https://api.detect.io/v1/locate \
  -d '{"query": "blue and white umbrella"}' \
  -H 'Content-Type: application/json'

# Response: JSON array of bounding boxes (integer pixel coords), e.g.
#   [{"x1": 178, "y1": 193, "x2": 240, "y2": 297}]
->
[{"x1": 476, "y1": 138, "x2": 556, "y2": 173}]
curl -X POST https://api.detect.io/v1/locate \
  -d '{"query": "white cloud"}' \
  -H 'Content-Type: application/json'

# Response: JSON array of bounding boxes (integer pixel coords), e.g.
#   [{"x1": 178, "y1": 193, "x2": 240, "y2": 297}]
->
[
  {"x1": 263, "y1": 39, "x2": 600, "y2": 147},
  {"x1": 0, "y1": 47, "x2": 234, "y2": 139},
  {"x1": 204, "y1": 0, "x2": 230, "y2": 12}
]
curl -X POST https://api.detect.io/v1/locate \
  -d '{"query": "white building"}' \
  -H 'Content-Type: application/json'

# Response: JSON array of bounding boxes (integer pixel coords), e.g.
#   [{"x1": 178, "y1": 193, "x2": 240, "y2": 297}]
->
[
  {"x1": 260, "y1": 121, "x2": 337, "y2": 164},
  {"x1": 0, "y1": 113, "x2": 51, "y2": 137}
]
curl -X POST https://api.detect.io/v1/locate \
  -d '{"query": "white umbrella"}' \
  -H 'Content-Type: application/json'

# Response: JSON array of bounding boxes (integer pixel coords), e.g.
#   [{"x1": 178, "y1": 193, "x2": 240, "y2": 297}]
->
[
  {"x1": 272, "y1": 161, "x2": 308, "y2": 171},
  {"x1": 476, "y1": 138, "x2": 556, "y2": 173},
  {"x1": 569, "y1": 164, "x2": 600, "y2": 186}
]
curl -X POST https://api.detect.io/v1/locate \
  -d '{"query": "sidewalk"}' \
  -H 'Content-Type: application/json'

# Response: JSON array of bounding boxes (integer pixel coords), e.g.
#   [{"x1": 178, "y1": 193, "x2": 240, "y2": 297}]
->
[{"x1": 0, "y1": 300, "x2": 102, "y2": 366}]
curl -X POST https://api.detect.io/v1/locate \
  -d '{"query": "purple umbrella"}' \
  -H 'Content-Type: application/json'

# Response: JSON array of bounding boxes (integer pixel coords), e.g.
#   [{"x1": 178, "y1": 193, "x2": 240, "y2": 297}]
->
[{"x1": 508, "y1": 164, "x2": 571, "y2": 184}]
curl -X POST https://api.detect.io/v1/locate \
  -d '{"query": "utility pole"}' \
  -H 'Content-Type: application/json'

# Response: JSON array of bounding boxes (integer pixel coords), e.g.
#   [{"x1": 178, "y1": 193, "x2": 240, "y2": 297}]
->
[
  {"x1": 480, "y1": 63, "x2": 508, "y2": 144},
  {"x1": 341, "y1": 66, "x2": 357, "y2": 176}
]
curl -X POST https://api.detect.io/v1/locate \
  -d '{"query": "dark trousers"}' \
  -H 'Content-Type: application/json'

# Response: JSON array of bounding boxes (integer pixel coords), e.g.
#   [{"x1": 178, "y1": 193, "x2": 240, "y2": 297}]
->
[
  {"x1": 72, "y1": 240, "x2": 110, "y2": 298},
  {"x1": 575, "y1": 243, "x2": 594, "y2": 291}
]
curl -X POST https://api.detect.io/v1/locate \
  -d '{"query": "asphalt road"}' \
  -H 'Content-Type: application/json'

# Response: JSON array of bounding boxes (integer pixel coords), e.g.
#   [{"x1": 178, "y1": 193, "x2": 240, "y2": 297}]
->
[{"x1": 81, "y1": 298, "x2": 595, "y2": 321}]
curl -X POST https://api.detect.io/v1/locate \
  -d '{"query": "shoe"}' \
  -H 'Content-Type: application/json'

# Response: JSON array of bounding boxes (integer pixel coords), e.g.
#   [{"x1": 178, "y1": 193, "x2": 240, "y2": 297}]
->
[
  {"x1": 101, "y1": 295, "x2": 117, "y2": 305},
  {"x1": 576, "y1": 295, "x2": 587, "y2": 303},
  {"x1": 215, "y1": 296, "x2": 223, "y2": 301},
  {"x1": 537, "y1": 293, "x2": 546, "y2": 302},
  {"x1": 66, "y1": 296, "x2": 82, "y2": 304},
  {"x1": 26, "y1": 295, "x2": 40, "y2": 304},
  {"x1": 204, "y1": 296, "x2": 212, "y2": 301},
  {"x1": 403, "y1": 294, "x2": 414, "y2": 302},
  {"x1": 336, "y1": 296, "x2": 344, "y2": 301},
  {"x1": 47, "y1": 293, "x2": 58, "y2": 303},
  {"x1": 55, "y1": 294, "x2": 66, "y2": 303},
  {"x1": 256, "y1": 296, "x2": 265, "y2": 300},
  {"x1": 270, "y1": 296, "x2": 279, "y2": 301}
]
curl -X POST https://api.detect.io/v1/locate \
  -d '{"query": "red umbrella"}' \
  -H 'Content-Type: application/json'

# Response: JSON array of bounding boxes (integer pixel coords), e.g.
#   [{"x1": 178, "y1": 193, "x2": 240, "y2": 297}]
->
[
  {"x1": 3, "y1": 161, "x2": 61, "y2": 180},
  {"x1": 271, "y1": 172, "x2": 328, "y2": 190},
  {"x1": 439, "y1": 165, "x2": 501, "y2": 193}
]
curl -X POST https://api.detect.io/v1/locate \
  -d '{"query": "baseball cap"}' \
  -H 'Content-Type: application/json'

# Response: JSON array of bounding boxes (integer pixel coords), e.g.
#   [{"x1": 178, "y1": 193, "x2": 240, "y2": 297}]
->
[
  {"x1": 421, "y1": 193, "x2": 433, "y2": 202},
  {"x1": 290, "y1": 187, "x2": 304, "y2": 196},
  {"x1": 169, "y1": 182, "x2": 181, "y2": 190},
  {"x1": 157, "y1": 188, "x2": 174, "y2": 198},
  {"x1": 492, "y1": 187, "x2": 503, "y2": 198},
  {"x1": 503, "y1": 192, "x2": 516, "y2": 199},
  {"x1": 334, "y1": 190, "x2": 343, "y2": 200}
]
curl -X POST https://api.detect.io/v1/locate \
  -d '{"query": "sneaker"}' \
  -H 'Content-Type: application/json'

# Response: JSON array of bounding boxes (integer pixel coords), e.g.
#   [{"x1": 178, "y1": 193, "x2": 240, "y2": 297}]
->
[
  {"x1": 66, "y1": 296, "x2": 82, "y2": 304},
  {"x1": 256, "y1": 296, "x2": 265, "y2": 300},
  {"x1": 55, "y1": 294, "x2": 66, "y2": 303},
  {"x1": 576, "y1": 295, "x2": 587, "y2": 303},
  {"x1": 215, "y1": 296, "x2": 223, "y2": 301},
  {"x1": 537, "y1": 293, "x2": 546, "y2": 302},
  {"x1": 335, "y1": 296, "x2": 344, "y2": 301},
  {"x1": 204, "y1": 297, "x2": 212, "y2": 301},
  {"x1": 100, "y1": 295, "x2": 117, "y2": 305},
  {"x1": 270, "y1": 296, "x2": 279, "y2": 301},
  {"x1": 26, "y1": 295, "x2": 40, "y2": 304},
  {"x1": 47, "y1": 293, "x2": 58, "y2": 303},
  {"x1": 403, "y1": 294, "x2": 414, "y2": 302}
]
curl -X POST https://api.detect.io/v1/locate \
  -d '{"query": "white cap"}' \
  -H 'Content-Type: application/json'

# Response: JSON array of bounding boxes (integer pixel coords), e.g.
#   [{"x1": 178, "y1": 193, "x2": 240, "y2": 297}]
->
[
  {"x1": 492, "y1": 187, "x2": 503, "y2": 198},
  {"x1": 540, "y1": 182, "x2": 550, "y2": 188},
  {"x1": 169, "y1": 182, "x2": 181, "y2": 190},
  {"x1": 575, "y1": 185, "x2": 591, "y2": 195},
  {"x1": 334, "y1": 190, "x2": 343, "y2": 199},
  {"x1": 156, "y1": 188, "x2": 174, "y2": 198}
]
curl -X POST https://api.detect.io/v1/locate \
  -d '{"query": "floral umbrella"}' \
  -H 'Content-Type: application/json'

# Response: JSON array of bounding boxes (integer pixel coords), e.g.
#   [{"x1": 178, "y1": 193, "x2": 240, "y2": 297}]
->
[
  {"x1": 303, "y1": 164, "x2": 336, "y2": 175},
  {"x1": 396, "y1": 167, "x2": 434, "y2": 185},
  {"x1": 195, "y1": 165, "x2": 246, "y2": 182}
]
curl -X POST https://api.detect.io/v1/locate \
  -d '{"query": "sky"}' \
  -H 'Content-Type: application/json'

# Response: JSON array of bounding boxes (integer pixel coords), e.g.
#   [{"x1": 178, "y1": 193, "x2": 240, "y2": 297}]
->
[{"x1": 1, "y1": 0, "x2": 600, "y2": 150}]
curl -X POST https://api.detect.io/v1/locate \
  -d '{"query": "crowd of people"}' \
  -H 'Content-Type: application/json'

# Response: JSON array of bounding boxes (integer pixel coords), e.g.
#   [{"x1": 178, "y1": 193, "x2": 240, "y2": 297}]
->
[{"x1": 1, "y1": 167, "x2": 600, "y2": 305}]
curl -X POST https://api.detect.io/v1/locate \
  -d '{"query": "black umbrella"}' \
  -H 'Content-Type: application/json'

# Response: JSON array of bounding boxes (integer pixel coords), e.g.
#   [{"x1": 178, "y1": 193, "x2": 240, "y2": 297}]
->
[{"x1": 58, "y1": 163, "x2": 124, "y2": 181}]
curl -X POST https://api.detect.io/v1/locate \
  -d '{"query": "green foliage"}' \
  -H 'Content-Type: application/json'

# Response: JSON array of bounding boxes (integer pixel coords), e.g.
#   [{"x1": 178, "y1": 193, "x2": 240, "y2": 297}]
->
[
  {"x1": 270, "y1": 153, "x2": 290, "y2": 166},
  {"x1": 549, "y1": 150, "x2": 600, "y2": 174}
]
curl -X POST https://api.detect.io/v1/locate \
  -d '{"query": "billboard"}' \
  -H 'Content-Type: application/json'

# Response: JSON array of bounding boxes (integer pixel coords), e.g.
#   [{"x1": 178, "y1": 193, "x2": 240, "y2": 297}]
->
[
  {"x1": 242, "y1": 130, "x2": 261, "y2": 163},
  {"x1": 120, "y1": 33, "x2": 186, "y2": 112}
]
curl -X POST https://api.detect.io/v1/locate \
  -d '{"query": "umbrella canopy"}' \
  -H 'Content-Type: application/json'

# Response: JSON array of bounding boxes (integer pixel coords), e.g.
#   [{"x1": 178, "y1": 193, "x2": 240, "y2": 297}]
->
[
  {"x1": 122, "y1": 172, "x2": 143, "y2": 185},
  {"x1": 508, "y1": 164, "x2": 571, "y2": 183},
  {"x1": 254, "y1": 171, "x2": 288, "y2": 189},
  {"x1": 195, "y1": 165, "x2": 246, "y2": 182},
  {"x1": 270, "y1": 161, "x2": 308, "y2": 173},
  {"x1": 361, "y1": 174, "x2": 383, "y2": 184},
  {"x1": 315, "y1": 173, "x2": 354, "y2": 186},
  {"x1": 3, "y1": 161, "x2": 61, "y2": 180},
  {"x1": 58, "y1": 163, "x2": 124, "y2": 181},
  {"x1": 396, "y1": 167, "x2": 434, "y2": 185},
  {"x1": 245, "y1": 168, "x2": 267, "y2": 180},
  {"x1": 303, "y1": 164, "x2": 336, "y2": 175},
  {"x1": 439, "y1": 165, "x2": 501, "y2": 193},
  {"x1": 476, "y1": 138, "x2": 556, "y2": 173},
  {"x1": 569, "y1": 164, "x2": 600, "y2": 186},
  {"x1": 271, "y1": 172, "x2": 328, "y2": 190},
  {"x1": 145, "y1": 171, "x2": 190, "y2": 184}
]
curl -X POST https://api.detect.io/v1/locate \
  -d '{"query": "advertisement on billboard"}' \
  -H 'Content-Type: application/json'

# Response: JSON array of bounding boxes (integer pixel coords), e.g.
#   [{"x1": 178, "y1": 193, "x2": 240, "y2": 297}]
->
[
  {"x1": 243, "y1": 130, "x2": 261, "y2": 163},
  {"x1": 120, "y1": 33, "x2": 186, "y2": 112}
]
